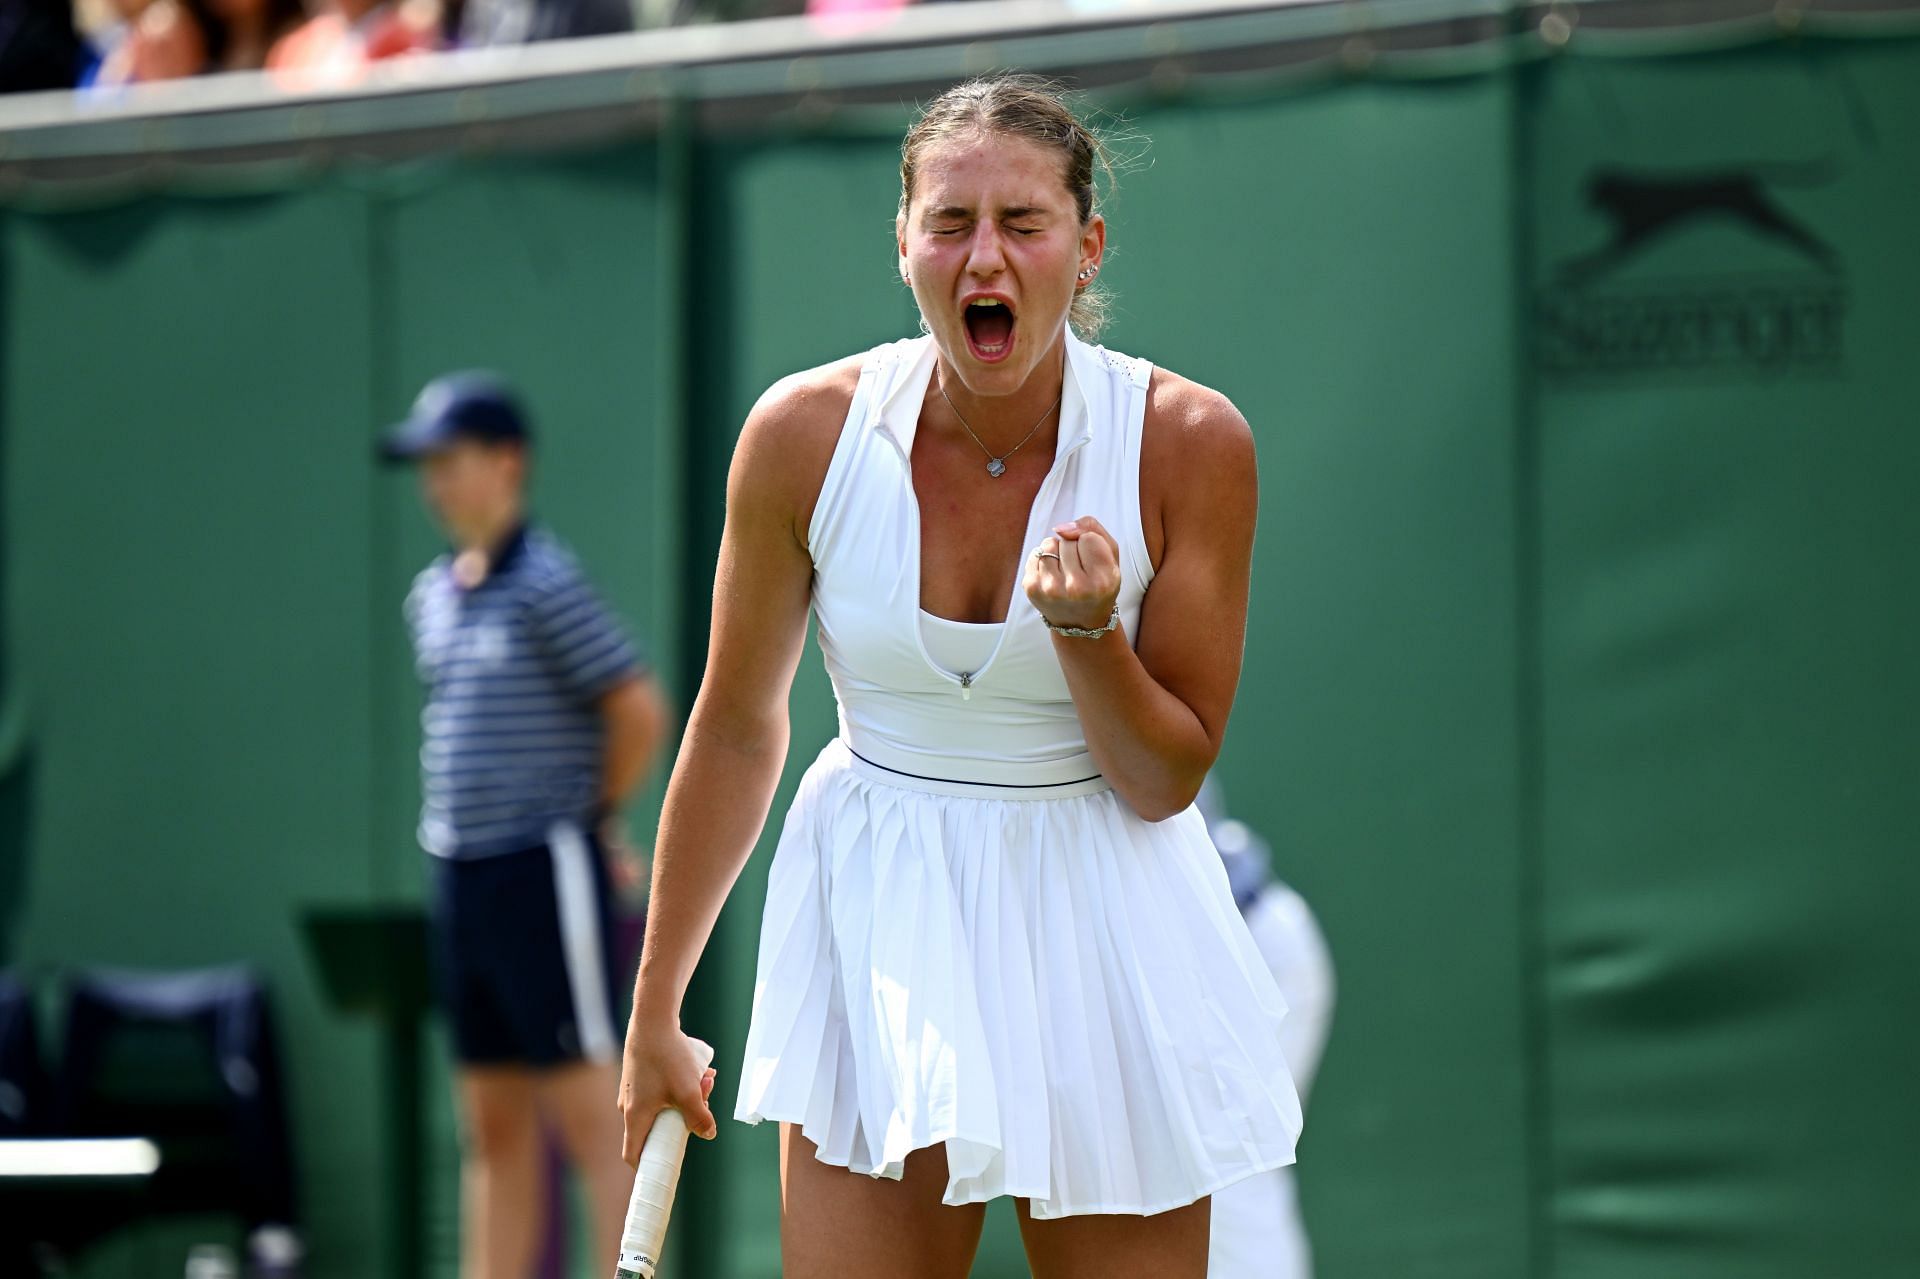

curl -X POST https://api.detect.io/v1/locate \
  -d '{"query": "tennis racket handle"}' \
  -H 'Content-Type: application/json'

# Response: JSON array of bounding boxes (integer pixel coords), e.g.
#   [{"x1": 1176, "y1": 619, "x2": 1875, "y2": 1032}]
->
[{"x1": 614, "y1": 1039, "x2": 714, "y2": 1279}]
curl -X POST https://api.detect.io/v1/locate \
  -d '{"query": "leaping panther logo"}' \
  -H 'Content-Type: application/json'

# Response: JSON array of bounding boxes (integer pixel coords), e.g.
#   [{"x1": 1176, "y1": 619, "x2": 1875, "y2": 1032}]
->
[{"x1": 1555, "y1": 162, "x2": 1840, "y2": 287}]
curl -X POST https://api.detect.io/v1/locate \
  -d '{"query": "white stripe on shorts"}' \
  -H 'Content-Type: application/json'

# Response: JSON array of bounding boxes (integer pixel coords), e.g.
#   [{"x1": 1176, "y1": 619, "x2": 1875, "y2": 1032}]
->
[{"x1": 548, "y1": 821, "x2": 617, "y2": 1063}]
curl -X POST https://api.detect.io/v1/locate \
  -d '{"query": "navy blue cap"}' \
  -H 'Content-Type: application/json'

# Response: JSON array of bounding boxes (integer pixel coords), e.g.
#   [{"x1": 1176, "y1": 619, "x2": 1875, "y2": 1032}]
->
[{"x1": 379, "y1": 371, "x2": 532, "y2": 462}]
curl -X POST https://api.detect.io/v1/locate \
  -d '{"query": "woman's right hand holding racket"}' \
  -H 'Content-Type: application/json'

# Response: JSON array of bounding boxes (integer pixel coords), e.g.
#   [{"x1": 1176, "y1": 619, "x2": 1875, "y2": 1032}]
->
[{"x1": 618, "y1": 1022, "x2": 719, "y2": 1165}]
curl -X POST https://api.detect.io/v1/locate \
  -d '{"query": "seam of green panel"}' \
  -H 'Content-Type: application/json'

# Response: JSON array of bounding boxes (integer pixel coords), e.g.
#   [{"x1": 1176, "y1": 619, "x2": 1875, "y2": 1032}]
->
[
  {"x1": 0, "y1": 219, "x2": 11, "y2": 785},
  {"x1": 657, "y1": 101, "x2": 722, "y2": 1279},
  {"x1": 1508, "y1": 35, "x2": 1554, "y2": 1279},
  {"x1": 367, "y1": 184, "x2": 395, "y2": 900},
  {"x1": 657, "y1": 97, "x2": 692, "y2": 719}
]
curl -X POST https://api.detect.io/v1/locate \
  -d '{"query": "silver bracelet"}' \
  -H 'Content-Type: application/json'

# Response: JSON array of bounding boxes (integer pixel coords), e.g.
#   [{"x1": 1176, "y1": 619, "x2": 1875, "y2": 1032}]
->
[{"x1": 1043, "y1": 606, "x2": 1121, "y2": 639}]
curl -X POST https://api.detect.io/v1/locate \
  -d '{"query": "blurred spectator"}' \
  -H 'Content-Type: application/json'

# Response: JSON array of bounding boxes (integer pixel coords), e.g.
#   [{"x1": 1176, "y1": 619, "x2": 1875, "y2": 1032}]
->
[
  {"x1": 82, "y1": 0, "x2": 306, "y2": 85},
  {"x1": 207, "y1": 0, "x2": 307, "y2": 72},
  {"x1": 74, "y1": 0, "x2": 142, "y2": 87},
  {"x1": 88, "y1": 0, "x2": 211, "y2": 86},
  {"x1": 380, "y1": 372, "x2": 670, "y2": 1279},
  {"x1": 459, "y1": 0, "x2": 631, "y2": 47},
  {"x1": 267, "y1": 0, "x2": 440, "y2": 90},
  {"x1": 0, "y1": 0, "x2": 84, "y2": 92},
  {"x1": 803, "y1": 0, "x2": 905, "y2": 36}
]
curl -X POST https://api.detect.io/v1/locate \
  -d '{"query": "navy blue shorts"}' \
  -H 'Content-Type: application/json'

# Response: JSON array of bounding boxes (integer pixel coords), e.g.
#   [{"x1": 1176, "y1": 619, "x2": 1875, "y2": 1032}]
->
[{"x1": 430, "y1": 824, "x2": 630, "y2": 1067}]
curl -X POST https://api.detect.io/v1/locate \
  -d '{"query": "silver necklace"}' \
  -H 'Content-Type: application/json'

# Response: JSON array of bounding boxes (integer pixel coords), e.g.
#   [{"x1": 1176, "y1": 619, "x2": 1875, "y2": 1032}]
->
[{"x1": 937, "y1": 374, "x2": 1062, "y2": 478}]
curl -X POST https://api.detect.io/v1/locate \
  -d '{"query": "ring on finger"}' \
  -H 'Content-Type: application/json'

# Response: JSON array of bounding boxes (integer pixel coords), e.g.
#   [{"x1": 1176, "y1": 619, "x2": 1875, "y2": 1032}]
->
[{"x1": 1034, "y1": 549, "x2": 1062, "y2": 562}]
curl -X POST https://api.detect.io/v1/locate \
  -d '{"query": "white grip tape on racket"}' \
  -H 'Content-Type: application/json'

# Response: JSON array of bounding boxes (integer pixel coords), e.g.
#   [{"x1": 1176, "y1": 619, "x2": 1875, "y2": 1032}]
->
[{"x1": 615, "y1": 1038, "x2": 715, "y2": 1279}]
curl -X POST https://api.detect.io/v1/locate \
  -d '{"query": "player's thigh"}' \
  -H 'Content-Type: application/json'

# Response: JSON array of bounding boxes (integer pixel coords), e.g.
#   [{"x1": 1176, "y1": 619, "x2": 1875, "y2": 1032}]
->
[
  {"x1": 456, "y1": 1066, "x2": 542, "y2": 1158},
  {"x1": 779, "y1": 1124, "x2": 985, "y2": 1279},
  {"x1": 1015, "y1": 1194, "x2": 1210, "y2": 1279}
]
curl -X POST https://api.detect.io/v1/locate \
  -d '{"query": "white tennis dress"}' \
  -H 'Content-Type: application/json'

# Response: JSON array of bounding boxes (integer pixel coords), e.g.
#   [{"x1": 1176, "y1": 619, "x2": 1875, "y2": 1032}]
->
[{"x1": 734, "y1": 329, "x2": 1303, "y2": 1219}]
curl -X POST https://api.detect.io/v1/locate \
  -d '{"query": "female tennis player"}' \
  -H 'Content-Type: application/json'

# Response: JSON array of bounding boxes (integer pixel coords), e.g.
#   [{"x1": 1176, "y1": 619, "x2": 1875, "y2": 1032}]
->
[{"x1": 618, "y1": 74, "x2": 1301, "y2": 1277}]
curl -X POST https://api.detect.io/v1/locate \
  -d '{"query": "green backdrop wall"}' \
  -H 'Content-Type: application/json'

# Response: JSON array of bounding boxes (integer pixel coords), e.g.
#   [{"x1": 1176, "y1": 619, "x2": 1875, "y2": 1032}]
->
[
  {"x1": 1527, "y1": 41, "x2": 1920, "y2": 1279},
  {"x1": 1, "y1": 21, "x2": 1915, "y2": 1279}
]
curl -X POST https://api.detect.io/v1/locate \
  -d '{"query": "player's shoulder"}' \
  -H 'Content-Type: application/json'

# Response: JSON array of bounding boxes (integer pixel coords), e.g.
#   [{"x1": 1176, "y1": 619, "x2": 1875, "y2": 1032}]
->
[
  {"x1": 740, "y1": 352, "x2": 866, "y2": 455},
  {"x1": 729, "y1": 352, "x2": 867, "y2": 510},
  {"x1": 1135, "y1": 365, "x2": 1258, "y2": 564},
  {"x1": 1142, "y1": 364, "x2": 1255, "y2": 470}
]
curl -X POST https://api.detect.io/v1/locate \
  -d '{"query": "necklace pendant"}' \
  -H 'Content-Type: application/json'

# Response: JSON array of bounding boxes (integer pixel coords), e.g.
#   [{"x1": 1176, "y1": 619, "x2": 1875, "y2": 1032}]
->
[{"x1": 986, "y1": 457, "x2": 1007, "y2": 478}]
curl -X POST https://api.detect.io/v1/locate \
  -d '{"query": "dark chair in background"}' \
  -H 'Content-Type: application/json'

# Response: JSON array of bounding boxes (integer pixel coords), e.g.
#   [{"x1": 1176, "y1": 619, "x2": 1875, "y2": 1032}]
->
[
  {"x1": 51, "y1": 966, "x2": 300, "y2": 1270},
  {"x1": 0, "y1": 971, "x2": 53, "y2": 1274},
  {"x1": 0, "y1": 972, "x2": 49, "y2": 1135}
]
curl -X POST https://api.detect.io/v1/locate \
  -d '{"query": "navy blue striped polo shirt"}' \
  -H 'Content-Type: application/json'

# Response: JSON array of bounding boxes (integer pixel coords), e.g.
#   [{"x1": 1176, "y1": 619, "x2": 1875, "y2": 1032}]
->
[{"x1": 404, "y1": 524, "x2": 645, "y2": 859}]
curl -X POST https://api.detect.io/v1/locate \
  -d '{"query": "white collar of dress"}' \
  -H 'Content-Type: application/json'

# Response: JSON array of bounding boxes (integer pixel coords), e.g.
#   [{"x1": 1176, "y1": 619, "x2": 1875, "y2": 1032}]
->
[{"x1": 872, "y1": 328, "x2": 1095, "y2": 462}]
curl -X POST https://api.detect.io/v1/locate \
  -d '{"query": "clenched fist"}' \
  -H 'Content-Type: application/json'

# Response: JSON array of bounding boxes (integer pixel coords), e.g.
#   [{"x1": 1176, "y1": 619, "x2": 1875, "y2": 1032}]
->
[{"x1": 1025, "y1": 516, "x2": 1121, "y2": 632}]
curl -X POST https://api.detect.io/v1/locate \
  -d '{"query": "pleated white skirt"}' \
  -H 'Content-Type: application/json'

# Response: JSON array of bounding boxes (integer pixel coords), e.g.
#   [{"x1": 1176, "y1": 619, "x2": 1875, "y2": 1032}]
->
[{"x1": 734, "y1": 739, "x2": 1303, "y2": 1219}]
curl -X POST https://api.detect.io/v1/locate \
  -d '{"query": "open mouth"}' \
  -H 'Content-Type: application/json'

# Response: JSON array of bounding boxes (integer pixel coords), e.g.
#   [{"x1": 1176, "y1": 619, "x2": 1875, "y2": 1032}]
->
[{"x1": 962, "y1": 298, "x2": 1016, "y2": 362}]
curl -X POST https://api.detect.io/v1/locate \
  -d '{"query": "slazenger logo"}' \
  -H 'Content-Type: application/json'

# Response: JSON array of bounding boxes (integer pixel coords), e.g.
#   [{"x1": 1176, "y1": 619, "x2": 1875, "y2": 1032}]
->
[{"x1": 1535, "y1": 163, "x2": 1847, "y2": 378}]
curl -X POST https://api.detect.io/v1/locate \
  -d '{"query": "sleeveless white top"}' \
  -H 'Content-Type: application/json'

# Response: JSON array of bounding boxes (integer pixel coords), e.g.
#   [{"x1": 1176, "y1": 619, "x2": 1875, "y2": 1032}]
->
[
  {"x1": 735, "y1": 329, "x2": 1303, "y2": 1220},
  {"x1": 806, "y1": 330, "x2": 1156, "y2": 789}
]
